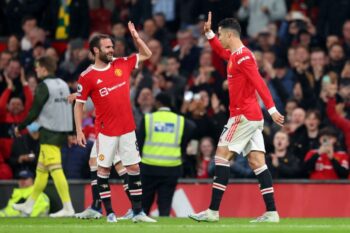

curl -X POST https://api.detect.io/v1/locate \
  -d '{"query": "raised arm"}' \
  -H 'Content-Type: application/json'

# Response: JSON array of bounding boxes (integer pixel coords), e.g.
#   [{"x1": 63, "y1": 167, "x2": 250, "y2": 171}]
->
[
  {"x1": 204, "y1": 12, "x2": 231, "y2": 61},
  {"x1": 128, "y1": 21, "x2": 152, "y2": 62}
]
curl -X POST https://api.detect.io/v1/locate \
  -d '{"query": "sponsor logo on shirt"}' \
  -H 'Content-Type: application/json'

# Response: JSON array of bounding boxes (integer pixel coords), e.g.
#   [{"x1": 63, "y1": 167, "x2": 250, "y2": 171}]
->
[
  {"x1": 237, "y1": 56, "x2": 250, "y2": 64},
  {"x1": 98, "y1": 81, "x2": 126, "y2": 97},
  {"x1": 77, "y1": 84, "x2": 83, "y2": 93},
  {"x1": 115, "y1": 68, "x2": 123, "y2": 77},
  {"x1": 97, "y1": 79, "x2": 103, "y2": 84}
]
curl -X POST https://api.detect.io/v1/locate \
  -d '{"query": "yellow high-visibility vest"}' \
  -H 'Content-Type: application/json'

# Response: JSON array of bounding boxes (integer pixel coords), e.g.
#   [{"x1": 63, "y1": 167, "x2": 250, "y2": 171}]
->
[{"x1": 142, "y1": 110, "x2": 184, "y2": 167}]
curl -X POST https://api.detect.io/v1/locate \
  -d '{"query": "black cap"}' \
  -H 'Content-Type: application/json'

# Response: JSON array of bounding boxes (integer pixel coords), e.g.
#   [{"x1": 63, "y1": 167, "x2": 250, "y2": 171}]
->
[{"x1": 18, "y1": 169, "x2": 34, "y2": 179}]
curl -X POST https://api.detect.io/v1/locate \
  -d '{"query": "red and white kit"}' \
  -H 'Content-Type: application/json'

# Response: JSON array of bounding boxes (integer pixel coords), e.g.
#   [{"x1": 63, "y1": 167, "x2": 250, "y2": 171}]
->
[
  {"x1": 77, "y1": 54, "x2": 141, "y2": 167},
  {"x1": 207, "y1": 32, "x2": 276, "y2": 155}
]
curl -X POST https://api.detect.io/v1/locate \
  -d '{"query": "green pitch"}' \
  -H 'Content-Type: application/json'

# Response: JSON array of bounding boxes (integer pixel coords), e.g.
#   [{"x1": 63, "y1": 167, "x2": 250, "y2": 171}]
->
[{"x1": 1, "y1": 218, "x2": 350, "y2": 233}]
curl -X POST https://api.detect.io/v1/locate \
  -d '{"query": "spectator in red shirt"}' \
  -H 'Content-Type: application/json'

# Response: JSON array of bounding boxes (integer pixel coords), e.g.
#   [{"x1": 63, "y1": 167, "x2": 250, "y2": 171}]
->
[
  {"x1": 326, "y1": 81, "x2": 350, "y2": 153},
  {"x1": 197, "y1": 137, "x2": 215, "y2": 179},
  {"x1": 304, "y1": 127, "x2": 349, "y2": 179},
  {"x1": 0, "y1": 70, "x2": 33, "y2": 159}
]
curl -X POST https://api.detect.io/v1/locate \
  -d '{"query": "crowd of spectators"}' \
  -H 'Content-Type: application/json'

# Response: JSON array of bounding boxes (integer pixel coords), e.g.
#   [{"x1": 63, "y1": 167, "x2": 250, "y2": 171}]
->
[{"x1": 0, "y1": 0, "x2": 350, "y2": 180}]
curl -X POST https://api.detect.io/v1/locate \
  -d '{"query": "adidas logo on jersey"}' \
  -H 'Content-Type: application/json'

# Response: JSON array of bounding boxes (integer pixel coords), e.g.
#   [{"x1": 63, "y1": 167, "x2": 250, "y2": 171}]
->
[{"x1": 97, "y1": 79, "x2": 103, "y2": 84}]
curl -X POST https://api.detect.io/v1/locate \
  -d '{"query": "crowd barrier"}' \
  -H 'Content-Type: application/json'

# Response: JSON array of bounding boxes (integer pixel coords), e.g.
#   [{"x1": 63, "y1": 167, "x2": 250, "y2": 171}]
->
[{"x1": 1, "y1": 179, "x2": 350, "y2": 217}]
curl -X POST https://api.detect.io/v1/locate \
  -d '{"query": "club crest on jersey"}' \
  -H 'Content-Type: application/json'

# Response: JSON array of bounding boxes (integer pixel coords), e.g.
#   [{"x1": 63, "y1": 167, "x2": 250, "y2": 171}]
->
[
  {"x1": 98, "y1": 154, "x2": 105, "y2": 161},
  {"x1": 114, "y1": 68, "x2": 122, "y2": 77}
]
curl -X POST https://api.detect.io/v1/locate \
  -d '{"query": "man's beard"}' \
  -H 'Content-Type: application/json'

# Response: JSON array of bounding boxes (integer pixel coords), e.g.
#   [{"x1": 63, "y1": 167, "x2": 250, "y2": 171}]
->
[{"x1": 99, "y1": 52, "x2": 113, "y2": 64}]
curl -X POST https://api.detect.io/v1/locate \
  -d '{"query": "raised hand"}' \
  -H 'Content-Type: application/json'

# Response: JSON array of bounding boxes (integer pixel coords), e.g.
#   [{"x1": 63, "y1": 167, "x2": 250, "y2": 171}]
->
[
  {"x1": 20, "y1": 67, "x2": 28, "y2": 86},
  {"x1": 4, "y1": 72, "x2": 14, "y2": 90},
  {"x1": 204, "y1": 11, "x2": 212, "y2": 33},
  {"x1": 128, "y1": 21, "x2": 140, "y2": 40}
]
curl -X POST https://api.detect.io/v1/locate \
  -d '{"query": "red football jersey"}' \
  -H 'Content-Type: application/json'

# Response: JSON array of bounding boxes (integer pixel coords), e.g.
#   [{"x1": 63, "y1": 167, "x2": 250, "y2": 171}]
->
[
  {"x1": 304, "y1": 150, "x2": 349, "y2": 179},
  {"x1": 208, "y1": 36, "x2": 275, "y2": 120},
  {"x1": 77, "y1": 54, "x2": 139, "y2": 136}
]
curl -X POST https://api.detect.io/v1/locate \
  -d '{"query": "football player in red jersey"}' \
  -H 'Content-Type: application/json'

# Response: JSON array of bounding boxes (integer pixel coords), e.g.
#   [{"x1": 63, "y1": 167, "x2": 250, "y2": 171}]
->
[
  {"x1": 74, "y1": 22, "x2": 156, "y2": 223},
  {"x1": 189, "y1": 12, "x2": 284, "y2": 223}
]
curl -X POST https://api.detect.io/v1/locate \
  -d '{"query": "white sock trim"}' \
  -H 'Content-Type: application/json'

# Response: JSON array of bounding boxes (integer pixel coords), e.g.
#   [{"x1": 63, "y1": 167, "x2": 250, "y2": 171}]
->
[{"x1": 254, "y1": 164, "x2": 268, "y2": 175}]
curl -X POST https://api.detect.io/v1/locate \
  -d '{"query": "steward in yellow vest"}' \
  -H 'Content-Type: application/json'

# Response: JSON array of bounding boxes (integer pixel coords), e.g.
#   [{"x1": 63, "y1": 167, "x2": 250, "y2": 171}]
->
[
  {"x1": 0, "y1": 170, "x2": 49, "y2": 217},
  {"x1": 138, "y1": 92, "x2": 195, "y2": 216}
]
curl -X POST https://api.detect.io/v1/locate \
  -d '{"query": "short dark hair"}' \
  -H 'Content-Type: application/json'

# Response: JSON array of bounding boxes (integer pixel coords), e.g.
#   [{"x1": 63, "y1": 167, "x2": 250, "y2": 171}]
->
[
  {"x1": 155, "y1": 92, "x2": 172, "y2": 108},
  {"x1": 36, "y1": 56, "x2": 57, "y2": 74},
  {"x1": 306, "y1": 109, "x2": 321, "y2": 121},
  {"x1": 319, "y1": 127, "x2": 338, "y2": 138},
  {"x1": 310, "y1": 47, "x2": 325, "y2": 54},
  {"x1": 21, "y1": 15, "x2": 36, "y2": 26},
  {"x1": 89, "y1": 34, "x2": 114, "y2": 56},
  {"x1": 218, "y1": 18, "x2": 241, "y2": 36}
]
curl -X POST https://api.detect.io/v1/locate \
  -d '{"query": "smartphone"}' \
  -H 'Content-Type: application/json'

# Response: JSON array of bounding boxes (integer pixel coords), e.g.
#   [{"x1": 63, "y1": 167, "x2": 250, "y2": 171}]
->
[
  {"x1": 322, "y1": 137, "x2": 328, "y2": 145},
  {"x1": 184, "y1": 91, "x2": 193, "y2": 102}
]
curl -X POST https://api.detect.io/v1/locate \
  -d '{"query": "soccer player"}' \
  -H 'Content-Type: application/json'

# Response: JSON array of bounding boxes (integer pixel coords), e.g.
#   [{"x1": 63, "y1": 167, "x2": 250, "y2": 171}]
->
[
  {"x1": 67, "y1": 94, "x2": 133, "y2": 219},
  {"x1": 74, "y1": 22, "x2": 156, "y2": 223},
  {"x1": 189, "y1": 12, "x2": 284, "y2": 223},
  {"x1": 13, "y1": 56, "x2": 74, "y2": 217}
]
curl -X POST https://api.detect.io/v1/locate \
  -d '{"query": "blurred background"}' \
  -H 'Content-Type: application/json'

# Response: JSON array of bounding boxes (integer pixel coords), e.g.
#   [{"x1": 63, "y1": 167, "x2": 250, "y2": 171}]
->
[{"x1": 0, "y1": 0, "x2": 350, "y2": 217}]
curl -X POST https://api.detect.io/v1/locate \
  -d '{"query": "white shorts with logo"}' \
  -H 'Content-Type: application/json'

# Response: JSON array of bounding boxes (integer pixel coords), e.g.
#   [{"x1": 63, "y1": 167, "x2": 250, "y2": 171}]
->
[
  {"x1": 90, "y1": 141, "x2": 121, "y2": 165},
  {"x1": 95, "y1": 131, "x2": 141, "y2": 167},
  {"x1": 218, "y1": 115, "x2": 265, "y2": 156}
]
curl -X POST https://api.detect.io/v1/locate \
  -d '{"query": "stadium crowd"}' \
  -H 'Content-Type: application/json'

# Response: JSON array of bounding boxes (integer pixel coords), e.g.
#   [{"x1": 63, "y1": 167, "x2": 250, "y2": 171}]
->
[{"x1": 0, "y1": 0, "x2": 350, "y2": 181}]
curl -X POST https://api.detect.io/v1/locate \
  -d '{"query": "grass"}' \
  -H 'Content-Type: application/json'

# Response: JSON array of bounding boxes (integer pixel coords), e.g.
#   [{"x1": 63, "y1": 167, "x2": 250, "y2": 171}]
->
[{"x1": 1, "y1": 218, "x2": 350, "y2": 233}]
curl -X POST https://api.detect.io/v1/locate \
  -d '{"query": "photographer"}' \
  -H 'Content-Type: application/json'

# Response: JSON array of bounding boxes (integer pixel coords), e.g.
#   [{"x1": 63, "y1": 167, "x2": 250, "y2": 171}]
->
[{"x1": 303, "y1": 127, "x2": 349, "y2": 179}]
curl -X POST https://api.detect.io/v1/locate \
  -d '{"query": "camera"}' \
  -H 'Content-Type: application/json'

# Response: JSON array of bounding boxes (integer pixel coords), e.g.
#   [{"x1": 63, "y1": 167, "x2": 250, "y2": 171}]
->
[{"x1": 295, "y1": 19, "x2": 307, "y2": 31}]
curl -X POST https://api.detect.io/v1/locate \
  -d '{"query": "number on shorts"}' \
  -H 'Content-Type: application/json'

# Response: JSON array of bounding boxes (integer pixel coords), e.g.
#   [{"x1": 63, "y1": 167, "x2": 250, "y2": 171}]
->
[{"x1": 135, "y1": 141, "x2": 139, "y2": 151}]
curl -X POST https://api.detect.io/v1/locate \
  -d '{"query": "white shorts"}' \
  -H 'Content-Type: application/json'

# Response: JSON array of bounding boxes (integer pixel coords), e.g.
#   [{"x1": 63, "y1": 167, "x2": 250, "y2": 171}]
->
[
  {"x1": 96, "y1": 131, "x2": 141, "y2": 168},
  {"x1": 90, "y1": 141, "x2": 121, "y2": 165},
  {"x1": 218, "y1": 115, "x2": 265, "y2": 156}
]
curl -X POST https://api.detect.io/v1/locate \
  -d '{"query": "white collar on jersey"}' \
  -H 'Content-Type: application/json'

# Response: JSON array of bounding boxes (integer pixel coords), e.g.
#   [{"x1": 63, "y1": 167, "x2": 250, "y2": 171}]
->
[{"x1": 91, "y1": 62, "x2": 111, "y2": 71}]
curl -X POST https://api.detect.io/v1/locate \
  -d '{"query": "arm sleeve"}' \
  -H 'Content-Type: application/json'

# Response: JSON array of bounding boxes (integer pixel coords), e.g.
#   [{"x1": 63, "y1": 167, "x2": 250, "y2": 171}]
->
[
  {"x1": 303, "y1": 151, "x2": 319, "y2": 172},
  {"x1": 18, "y1": 83, "x2": 49, "y2": 130},
  {"x1": 207, "y1": 34, "x2": 231, "y2": 61},
  {"x1": 330, "y1": 157, "x2": 349, "y2": 179},
  {"x1": 0, "y1": 88, "x2": 11, "y2": 117},
  {"x1": 268, "y1": 0, "x2": 287, "y2": 21},
  {"x1": 237, "y1": 52, "x2": 275, "y2": 110},
  {"x1": 113, "y1": 53, "x2": 139, "y2": 72},
  {"x1": 23, "y1": 85, "x2": 34, "y2": 116},
  {"x1": 76, "y1": 76, "x2": 91, "y2": 103},
  {"x1": 136, "y1": 117, "x2": 146, "y2": 155},
  {"x1": 326, "y1": 98, "x2": 350, "y2": 132}
]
